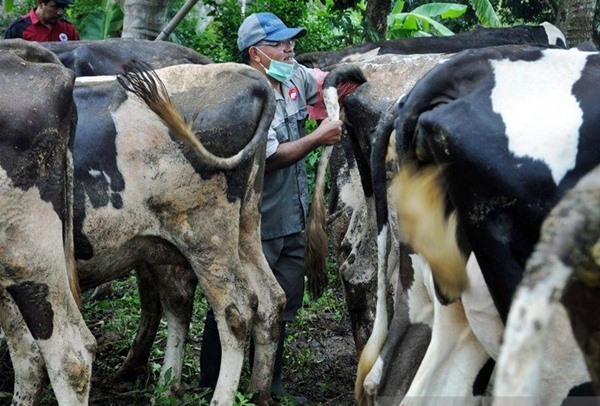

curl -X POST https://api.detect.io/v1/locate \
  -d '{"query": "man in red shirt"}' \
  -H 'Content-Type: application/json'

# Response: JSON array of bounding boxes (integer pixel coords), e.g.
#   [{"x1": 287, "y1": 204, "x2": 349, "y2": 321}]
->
[{"x1": 4, "y1": 0, "x2": 79, "y2": 42}]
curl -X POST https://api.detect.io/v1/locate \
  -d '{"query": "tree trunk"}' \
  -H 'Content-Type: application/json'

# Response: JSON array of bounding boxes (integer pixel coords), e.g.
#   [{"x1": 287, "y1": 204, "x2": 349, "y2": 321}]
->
[
  {"x1": 121, "y1": 0, "x2": 169, "y2": 39},
  {"x1": 556, "y1": 0, "x2": 597, "y2": 47},
  {"x1": 365, "y1": 0, "x2": 392, "y2": 39}
]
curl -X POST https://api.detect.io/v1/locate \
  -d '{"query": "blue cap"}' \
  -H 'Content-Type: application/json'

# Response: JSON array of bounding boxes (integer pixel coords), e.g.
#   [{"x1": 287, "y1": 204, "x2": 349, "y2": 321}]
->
[{"x1": 237, "y1": 12, "x2": 307, "y2": 51}]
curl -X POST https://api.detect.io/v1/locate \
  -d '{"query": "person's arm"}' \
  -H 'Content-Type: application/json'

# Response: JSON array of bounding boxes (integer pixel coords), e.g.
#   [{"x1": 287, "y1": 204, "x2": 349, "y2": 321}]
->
[
  {"x1": 265, "y1": 117, "x2": 343, "y2": 172},
  {"x1": 4, "y1": 21, "x2": 22, "y2": 39}
]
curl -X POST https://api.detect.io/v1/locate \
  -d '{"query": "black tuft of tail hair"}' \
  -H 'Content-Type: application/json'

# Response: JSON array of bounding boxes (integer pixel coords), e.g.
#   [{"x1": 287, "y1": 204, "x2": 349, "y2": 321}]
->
[{"x1": 117, "y1": 59, "x2": 168, "y2": 107}]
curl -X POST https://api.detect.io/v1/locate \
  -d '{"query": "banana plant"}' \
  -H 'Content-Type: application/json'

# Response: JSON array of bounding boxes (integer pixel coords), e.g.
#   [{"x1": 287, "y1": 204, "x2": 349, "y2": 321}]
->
[
  {"x1": 78, "y1": 0, "x2": 123, "y2": 39},
  {"x1": 388, "y1": 0, "x2": 500, "y2": 38}
]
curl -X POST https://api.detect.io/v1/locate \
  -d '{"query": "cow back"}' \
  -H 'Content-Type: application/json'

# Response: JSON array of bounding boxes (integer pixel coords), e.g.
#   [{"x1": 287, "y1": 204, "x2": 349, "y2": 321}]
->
[
  {"x1": 297, "y1": 23, "x2": 565, "y2": 69},
  {"x1": 42, "y1": 39, "x2": 211, "y2": 76}
]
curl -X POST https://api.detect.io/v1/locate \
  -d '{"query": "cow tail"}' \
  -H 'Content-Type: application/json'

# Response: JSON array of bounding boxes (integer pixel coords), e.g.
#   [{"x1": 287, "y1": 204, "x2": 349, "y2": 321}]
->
[
  {"x1": 355, "y1": 223, "x2": 389, "y2": 406},
  {"x1": 390, "y1": 165, "x2": 468, "y2": 300},
  {"x1": 355, "y1": 318, "x2": 388, "y2": 405},
  {"x1": 306, "y1": 144, "x2": 333, "y2": 299},
  {"x1": 64, "y1": 147, "x2": 81, "y2": 308},
  {"x1": 305, "y1": 81, "x2": 343, "y2": 298},
  {"x1": 305, "y1": 66, "x2": 367, "y2": 299},
  {"x1": 117, "y1": 60, "x2": 274, "y2": 171}
]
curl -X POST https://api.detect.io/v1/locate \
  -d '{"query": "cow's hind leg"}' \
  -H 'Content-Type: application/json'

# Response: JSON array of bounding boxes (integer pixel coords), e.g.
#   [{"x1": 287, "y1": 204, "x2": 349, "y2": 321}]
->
[
  {"x1": 187, "y1": 249, "x2": 257, "y2": 406},
  {"x1": 114, "y1": 265, "x2": 162, "y2": 383},
  {"x1": 0, "y1": 290, "x2": 46, "y2": 405},
  {"x1": 239, "y1": 222, "x2": 286, "y2": 405},
  {"x1": 152, "y1": 265, "x2": 198, "y2": 396},
  {"x1": 2, "y1": 202, "x2": 96, "y2": 405},
  {"x1": 237, "y1": 155, "x2": 286, "y2": 404},
  {"x1": 5, "y1": 279, "x2": 96, "y2": 405}
]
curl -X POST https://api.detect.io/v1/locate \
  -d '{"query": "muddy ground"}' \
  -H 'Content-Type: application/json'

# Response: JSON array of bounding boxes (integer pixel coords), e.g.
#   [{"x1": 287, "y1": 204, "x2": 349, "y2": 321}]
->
[{"x1": 0, "y1": 280, "x2": 359, "y2": 406}]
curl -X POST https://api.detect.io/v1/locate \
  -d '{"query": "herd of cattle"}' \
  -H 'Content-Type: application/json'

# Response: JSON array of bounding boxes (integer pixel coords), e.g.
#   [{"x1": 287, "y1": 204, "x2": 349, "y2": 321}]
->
[{"x1": 1, "y1": 20, "x2": 599, "y2": 406}]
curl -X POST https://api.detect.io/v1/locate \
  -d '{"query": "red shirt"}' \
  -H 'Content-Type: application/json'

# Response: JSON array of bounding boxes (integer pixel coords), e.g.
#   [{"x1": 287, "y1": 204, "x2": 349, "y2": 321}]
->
[{"x1": 4, "y1": 8, "x2": 79, "y2": 42}]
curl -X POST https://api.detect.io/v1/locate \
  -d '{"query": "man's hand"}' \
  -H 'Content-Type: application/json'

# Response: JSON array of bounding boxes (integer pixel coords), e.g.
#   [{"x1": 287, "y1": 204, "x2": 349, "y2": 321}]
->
[{"x1": 317, "y1": 118, "x2": 343, "y2": 146}]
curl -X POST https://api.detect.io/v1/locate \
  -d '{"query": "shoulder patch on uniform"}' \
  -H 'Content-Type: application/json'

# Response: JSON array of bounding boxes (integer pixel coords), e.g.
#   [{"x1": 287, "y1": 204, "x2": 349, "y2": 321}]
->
[{"x1": 289, "y1": 86, "x2": 298, "y2": 101}]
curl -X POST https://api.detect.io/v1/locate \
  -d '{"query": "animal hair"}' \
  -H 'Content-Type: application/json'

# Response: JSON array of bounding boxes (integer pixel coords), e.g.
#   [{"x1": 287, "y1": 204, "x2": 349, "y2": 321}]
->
[{"x1": 390, "y1": 165, "x2": 468, "y2": 300}]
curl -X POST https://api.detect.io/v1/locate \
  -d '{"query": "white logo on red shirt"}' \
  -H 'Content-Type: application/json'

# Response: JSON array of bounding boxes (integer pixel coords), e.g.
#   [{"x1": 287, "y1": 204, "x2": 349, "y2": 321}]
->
[{"x1": 59, "y1": 33, "x2": 68, "y2": 41}]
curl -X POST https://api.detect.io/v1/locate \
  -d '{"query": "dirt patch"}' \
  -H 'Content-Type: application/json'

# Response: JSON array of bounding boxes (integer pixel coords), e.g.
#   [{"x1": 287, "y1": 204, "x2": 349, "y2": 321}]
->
[{"x1": 284, "y1": 310, "x2": 358, "y2": 405}]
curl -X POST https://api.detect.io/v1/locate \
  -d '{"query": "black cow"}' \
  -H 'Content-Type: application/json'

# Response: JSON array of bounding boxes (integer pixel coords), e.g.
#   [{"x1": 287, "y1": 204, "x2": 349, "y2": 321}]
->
[
  {"x1": 41, "y1": 38, "x2": 211, "y2": 76},
  {"x1": 0, "y1": 39, "x2": 96, "y2": 405},
  {"x1": 296, "y1": 22, "x2": 565, "y2": 69},
  {"x1": 388, "y1": 45, "x2": 599, "y2": 402}
]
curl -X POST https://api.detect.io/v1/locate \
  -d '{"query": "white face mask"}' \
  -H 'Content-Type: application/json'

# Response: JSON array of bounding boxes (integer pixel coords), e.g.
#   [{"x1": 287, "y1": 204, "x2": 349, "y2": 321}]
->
[{"x1": 256, "y1": 47, "x2": 296, "y2": 82}]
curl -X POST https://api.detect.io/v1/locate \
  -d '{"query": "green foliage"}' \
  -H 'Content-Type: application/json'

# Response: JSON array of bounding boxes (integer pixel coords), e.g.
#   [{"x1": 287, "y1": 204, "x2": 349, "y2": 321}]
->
[
  {"x1": 469, "y1": 0, "x2": 501, "y2": 27},
  {"x1": 169, "y1": 0, "x2": 369, "y2": 63},
  {"x1": 167, "y1": 0, "x2": 244, "y2": 62},
  {"x1": 0, "y1": 0, "x2": 32, "y2": 36},
  {"x1": 387, "y1": 0, "x2": 500, "y2": 38},
  {"x1": 3, "y1": 0, "x2": 14, "y2": 13},
  {"x1": 284, "y1": 266, "x2": 346, "y2": 378},
  {"x1": 234, "y1": 391, "x2": 258, "y2": 406},
  {"x1": 388, "y1": 1, "x2": 466, "y2": 37},
  {"x1": 498, "y1": 0, "x2": 556, "y2": 24},
  {"x1": 77, "y1": 0, "x2": 123, "y2": 39}
]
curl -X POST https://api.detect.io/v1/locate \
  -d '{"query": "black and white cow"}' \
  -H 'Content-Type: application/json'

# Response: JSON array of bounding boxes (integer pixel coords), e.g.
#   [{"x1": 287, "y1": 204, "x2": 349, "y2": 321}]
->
[
  {"x1": 316, "y1": 54, "x2": 449, "y2": 404},
  {"x1": 496, "y1": 162, "x2": 600, "y2": 399},
  {"x1": 309, "y1": 22, "x2": 568, "y2": 341},
  {"x1": 75, "y1": 62, "x2": 285, "y2": 406},
  {"x1": 0, "y1": 39, "x2": 96, "y2": 405},
  {"x1": 387, "y1": 45, "x2": 600, "y2": 402},
  {"x1": 41, "y1": 38, "x2": 211, "y2": 76},
  {"x1": 296, "y1": 22, "x2": 565, "y2": 69},
  {"x1": 54, "y1": 39, "x2": 211, "y2": 394}
]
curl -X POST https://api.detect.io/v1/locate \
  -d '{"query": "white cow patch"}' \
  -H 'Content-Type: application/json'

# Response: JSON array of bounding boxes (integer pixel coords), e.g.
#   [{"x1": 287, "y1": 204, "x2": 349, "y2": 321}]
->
[
  {"x1": 540, "y1": 22, "x2": 567, "y2": 47},
  {"x1": 338, "y1": 165, "x2": 367, "y2": 213},
  {"x1": 490, "y1": 49, "x2": 591, "y2": 185},
  {"x1": 407, "y1": 254, "x2": 434, "y2": 326},
  {"x1": 0, "y1": 169, "x2": 66, "y2": 284},
  {"x1": 462, "y1": 253, "x2": 503, "y2": 360},
  {"x1": 76, "y1": 75, "x2": 118, "y2": 84},
  {"x1": 495, "y1": 256, "x2": 590, "y2": 403},
  {"x1": 402, "y1": 254, "x2": 489, "y2": 402}
]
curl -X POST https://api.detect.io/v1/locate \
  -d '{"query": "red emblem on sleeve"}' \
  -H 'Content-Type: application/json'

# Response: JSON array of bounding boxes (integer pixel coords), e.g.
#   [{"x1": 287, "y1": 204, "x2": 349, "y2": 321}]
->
[{"x1": 289, "y1": 87, "x2": 298, "y2": 101}]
